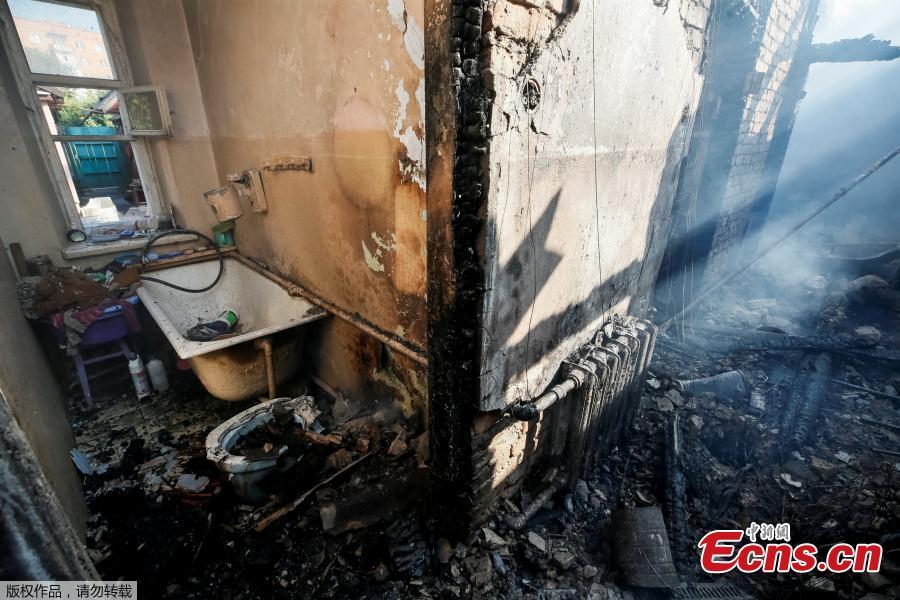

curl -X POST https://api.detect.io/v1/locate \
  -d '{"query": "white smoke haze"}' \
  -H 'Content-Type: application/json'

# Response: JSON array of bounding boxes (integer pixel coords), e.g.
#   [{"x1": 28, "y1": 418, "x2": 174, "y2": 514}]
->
[
  {"x1": 675, "y1": 1, "x2": 900, "y2": 344},
  {"x1": 756, "y1": 0, "x2": 900, "y2": 293},
  {"x1": 818, "y1": 0, "x2": 900, "y2": 42}
]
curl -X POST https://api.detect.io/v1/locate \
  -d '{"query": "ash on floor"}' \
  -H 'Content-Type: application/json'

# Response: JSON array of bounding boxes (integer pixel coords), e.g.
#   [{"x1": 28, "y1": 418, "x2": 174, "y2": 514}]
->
[{"x1": 69, "y1": 260, "x2": 900, "y2": 600}]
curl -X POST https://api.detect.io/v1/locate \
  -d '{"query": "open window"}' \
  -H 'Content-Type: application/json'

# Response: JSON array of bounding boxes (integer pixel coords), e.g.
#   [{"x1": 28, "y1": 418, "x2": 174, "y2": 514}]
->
[
  {"x1": 2, "y1": 0, "x2": 168, "y2": 239},
  {"x1": 120, "y1": 86, "x2": 172, "y2": 136}
]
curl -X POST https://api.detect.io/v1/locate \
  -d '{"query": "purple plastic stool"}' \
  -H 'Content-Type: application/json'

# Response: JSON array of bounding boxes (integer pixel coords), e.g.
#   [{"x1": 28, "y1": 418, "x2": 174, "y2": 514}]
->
[{"x1": 51, "y1": 300, "x2": 139, "y2": 409}]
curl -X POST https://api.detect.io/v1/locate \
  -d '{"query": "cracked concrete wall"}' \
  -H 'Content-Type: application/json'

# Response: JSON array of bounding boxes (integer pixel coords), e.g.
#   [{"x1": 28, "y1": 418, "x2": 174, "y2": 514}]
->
[
  {"x1": 448, "y1": 0, "x2": 709, "y2": 521},
  {"x1": 479, "y1": 0, "x2": 706, "y2": 413}
]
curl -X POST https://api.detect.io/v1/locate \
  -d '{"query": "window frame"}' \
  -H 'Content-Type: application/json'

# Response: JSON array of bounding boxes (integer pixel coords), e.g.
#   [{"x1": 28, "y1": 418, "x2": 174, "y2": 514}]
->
[
  {"x1": 0, "y1": 0, "x2": 166, "y2": 233},
  {"x1": 120, "y1": 85, "x2": 172, "y2": 136}
]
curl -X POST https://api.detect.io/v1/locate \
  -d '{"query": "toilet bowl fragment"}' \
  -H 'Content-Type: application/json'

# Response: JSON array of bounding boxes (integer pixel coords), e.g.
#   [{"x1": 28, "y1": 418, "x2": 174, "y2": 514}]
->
[{"x1": 205, "y1": 396, "x2": 321, "y2": 502}]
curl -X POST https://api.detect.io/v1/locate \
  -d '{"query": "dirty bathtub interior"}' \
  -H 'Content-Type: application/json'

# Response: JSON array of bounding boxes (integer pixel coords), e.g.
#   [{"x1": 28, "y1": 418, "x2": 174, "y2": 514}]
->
[{"x1": 137, "y1": 256, "x2": 327, "y2": 400}]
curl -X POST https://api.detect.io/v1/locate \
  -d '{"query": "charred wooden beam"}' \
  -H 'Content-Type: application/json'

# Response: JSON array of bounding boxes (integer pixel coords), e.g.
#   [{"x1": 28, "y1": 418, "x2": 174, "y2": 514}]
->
[
  {"x1": 782, "y1": 353, "x2": 832, "y2": 447},
  {"x1": 683, "y1": 325, "x2": 873, "y2": 354},
  {"x1": 791, "y1": 353, "x2": 832, "y2": 446},
  {"x1": 664, "y1": 415, "x2": 689, "y2": 569},
  {"x1": 808, "y1": 34, "x2": 900, "y2": 64}
]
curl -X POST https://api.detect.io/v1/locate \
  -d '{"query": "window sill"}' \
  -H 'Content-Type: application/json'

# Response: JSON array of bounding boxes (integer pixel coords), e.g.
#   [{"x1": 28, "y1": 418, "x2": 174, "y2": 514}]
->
[{"x1": 62, "y1": 233, "x2": 198, "y2": 261}]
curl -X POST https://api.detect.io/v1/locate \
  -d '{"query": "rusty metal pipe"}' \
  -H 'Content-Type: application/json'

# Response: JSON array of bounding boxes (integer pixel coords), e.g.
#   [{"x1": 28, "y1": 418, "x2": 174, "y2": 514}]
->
[
  {"x1": 506, "y1": 479, "x2": 564, "y2": 530},
  {"x1": 231, "y1": 253, "x2": 427, "y2": 366},
  {"x1": 255, "y1": 337, "x2": 276, "y2": 400},
  {"x1": 511, "y1": 375, "x2": 582, "y2": 421}
]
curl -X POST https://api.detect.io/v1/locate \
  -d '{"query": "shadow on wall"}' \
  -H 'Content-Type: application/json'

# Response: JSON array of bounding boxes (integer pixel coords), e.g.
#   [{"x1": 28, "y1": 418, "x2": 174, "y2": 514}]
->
[
  {"x1": 473, "y1": 111, "x2": 694, "y2": 511},
  {"x1": 488, "y1": 112, "x2": 692, "y2": 396},
  {"x1": 655, "y1": 90, "x2": 782, "y2": 314},
  {"x1": 653, "y1": 8, "x2": 766, "y2": 316}
]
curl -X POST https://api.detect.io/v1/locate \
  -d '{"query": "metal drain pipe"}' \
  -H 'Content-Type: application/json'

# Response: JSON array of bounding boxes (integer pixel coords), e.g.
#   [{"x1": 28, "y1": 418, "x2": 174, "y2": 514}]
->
[
  {"x1": 506, "y1": 478, "x2": 565, "y2": 530},
  {"x1": 255, "y1": 337, "x2": 277, "y2": 400}
]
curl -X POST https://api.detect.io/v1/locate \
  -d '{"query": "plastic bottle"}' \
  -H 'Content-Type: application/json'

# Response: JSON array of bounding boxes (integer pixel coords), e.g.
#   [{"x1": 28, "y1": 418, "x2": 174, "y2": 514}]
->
[
  {"x1": 129, "y1": 355, "x2": 152, "y2": 399},
  {"x1": 146, "y1": 357, "x2": 170, "y2": 393}
]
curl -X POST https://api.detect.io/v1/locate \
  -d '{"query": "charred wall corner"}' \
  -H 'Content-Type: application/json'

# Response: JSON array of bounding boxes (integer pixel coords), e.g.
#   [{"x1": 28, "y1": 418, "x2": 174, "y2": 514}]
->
[
  {"x1": 430, "y1": 0, "x2": 712, "y2": 529},
  {"x1": 428, "y1": 0, "x2": 493, "y2": 533}
]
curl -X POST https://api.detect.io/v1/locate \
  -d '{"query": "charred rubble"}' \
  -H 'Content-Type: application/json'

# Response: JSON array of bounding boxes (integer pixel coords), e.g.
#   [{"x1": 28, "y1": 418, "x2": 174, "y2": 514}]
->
[
  {"x1": 3, "y1": 0, "x2": 898, "y2": 597},
  {"x1": 68, "y1": 242, "x2": 900, "y2": 600}
]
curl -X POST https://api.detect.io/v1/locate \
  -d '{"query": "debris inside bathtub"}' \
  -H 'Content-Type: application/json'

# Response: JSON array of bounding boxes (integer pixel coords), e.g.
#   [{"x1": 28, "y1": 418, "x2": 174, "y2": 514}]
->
[{"x1": 185, "y1": 309, "x2": 239, "y2": 341}]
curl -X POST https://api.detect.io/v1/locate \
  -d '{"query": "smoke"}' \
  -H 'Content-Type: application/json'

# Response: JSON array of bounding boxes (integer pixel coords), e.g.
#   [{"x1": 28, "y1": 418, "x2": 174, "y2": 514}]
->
[
  {"x1": 766, "y1": 1, "x2": 900, "y2": 252},
  {"x1": 817, "y1": 0, "x2": 900, "y2": 43},
  {"x1": 664, "y1": 0, "x2": 900, "y2": 340}
]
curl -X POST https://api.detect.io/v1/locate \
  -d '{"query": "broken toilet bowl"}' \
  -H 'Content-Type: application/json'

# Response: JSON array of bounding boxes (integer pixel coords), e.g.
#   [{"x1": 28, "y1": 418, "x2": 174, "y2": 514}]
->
[{"x1": 206, "y1": 396, "x2": 316, "y2": 503}]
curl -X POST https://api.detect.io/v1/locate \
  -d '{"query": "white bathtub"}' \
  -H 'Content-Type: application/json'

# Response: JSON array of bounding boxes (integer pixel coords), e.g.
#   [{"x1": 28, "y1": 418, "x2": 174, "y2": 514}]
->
[{"x1": 137, "y1": 256, "x2": 327, "y2": 400}]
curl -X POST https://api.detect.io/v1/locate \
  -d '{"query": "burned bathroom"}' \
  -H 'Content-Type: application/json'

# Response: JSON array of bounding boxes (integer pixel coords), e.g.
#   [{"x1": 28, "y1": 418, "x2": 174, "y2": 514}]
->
[{"x1": 1, "y1": 0, "x2": 899, "y2": 598}]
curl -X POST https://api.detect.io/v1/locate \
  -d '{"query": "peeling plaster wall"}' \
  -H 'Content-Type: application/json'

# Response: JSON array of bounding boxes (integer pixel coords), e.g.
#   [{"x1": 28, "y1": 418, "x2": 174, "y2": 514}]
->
[
  {"x1": 181, "y1": 0, "x2": 426, "y2": 410},
  {"x1": 479, "y1": 0, "x2": 706, "y2": 413},
  {"x1": 179, "y1": 0, "x2": 427, "y2": 349},
  {"x1": 117, "y1": 0, "x2": 429, "y2": 414}
]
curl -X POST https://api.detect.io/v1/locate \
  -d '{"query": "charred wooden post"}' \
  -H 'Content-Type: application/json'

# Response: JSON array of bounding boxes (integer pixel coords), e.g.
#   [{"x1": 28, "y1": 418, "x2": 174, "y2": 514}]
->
[
  {"x1": 807, "y1": 35, "x2": 900, "y2": 64},
  {"x1": 664, "y1": 414, "x2": 689, "y2": 571},
  {"x1": 427, "y1": 0, "x2": 491, "y2": 533},
  {"x1": 781, "y1": 353, "x2": 815, "y2": 438},
  {"x1": 791, "y1": 353, "x2": 832, "y2": 446}
]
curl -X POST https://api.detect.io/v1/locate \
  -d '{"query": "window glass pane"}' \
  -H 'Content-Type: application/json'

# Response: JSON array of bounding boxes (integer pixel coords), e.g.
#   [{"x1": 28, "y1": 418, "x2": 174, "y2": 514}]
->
[
  {"x1": 9, "y1": 0, "x2": 115, "y2": 79},
  {"x1": 122, "y1": 90, "x2": 165, "y2": 131},
  {"x1": 37, "y1": 87, "x2": 125, "y2": 135}
]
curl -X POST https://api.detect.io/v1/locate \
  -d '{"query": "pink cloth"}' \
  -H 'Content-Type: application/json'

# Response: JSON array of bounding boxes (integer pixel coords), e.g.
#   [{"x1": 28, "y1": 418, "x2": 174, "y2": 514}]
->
[{"x1": 51, "y1": 298, "x2": 140, "y2": 334}]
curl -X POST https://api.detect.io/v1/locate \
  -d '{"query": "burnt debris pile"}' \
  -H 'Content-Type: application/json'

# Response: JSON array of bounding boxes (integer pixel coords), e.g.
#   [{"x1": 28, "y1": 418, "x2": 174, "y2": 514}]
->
[
  {"x1": 74, "y1": 247, "x2": 900, "y2": 599},
  {"x1": 640, "y1": 250, "x2": 900, "y2": 599}
]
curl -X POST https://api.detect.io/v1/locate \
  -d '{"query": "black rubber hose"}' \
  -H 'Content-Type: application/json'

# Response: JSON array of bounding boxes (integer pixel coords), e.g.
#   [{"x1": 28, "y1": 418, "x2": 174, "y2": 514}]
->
[{"x1": 139, "y1": 229, "x2": 224, "y2": 293}]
